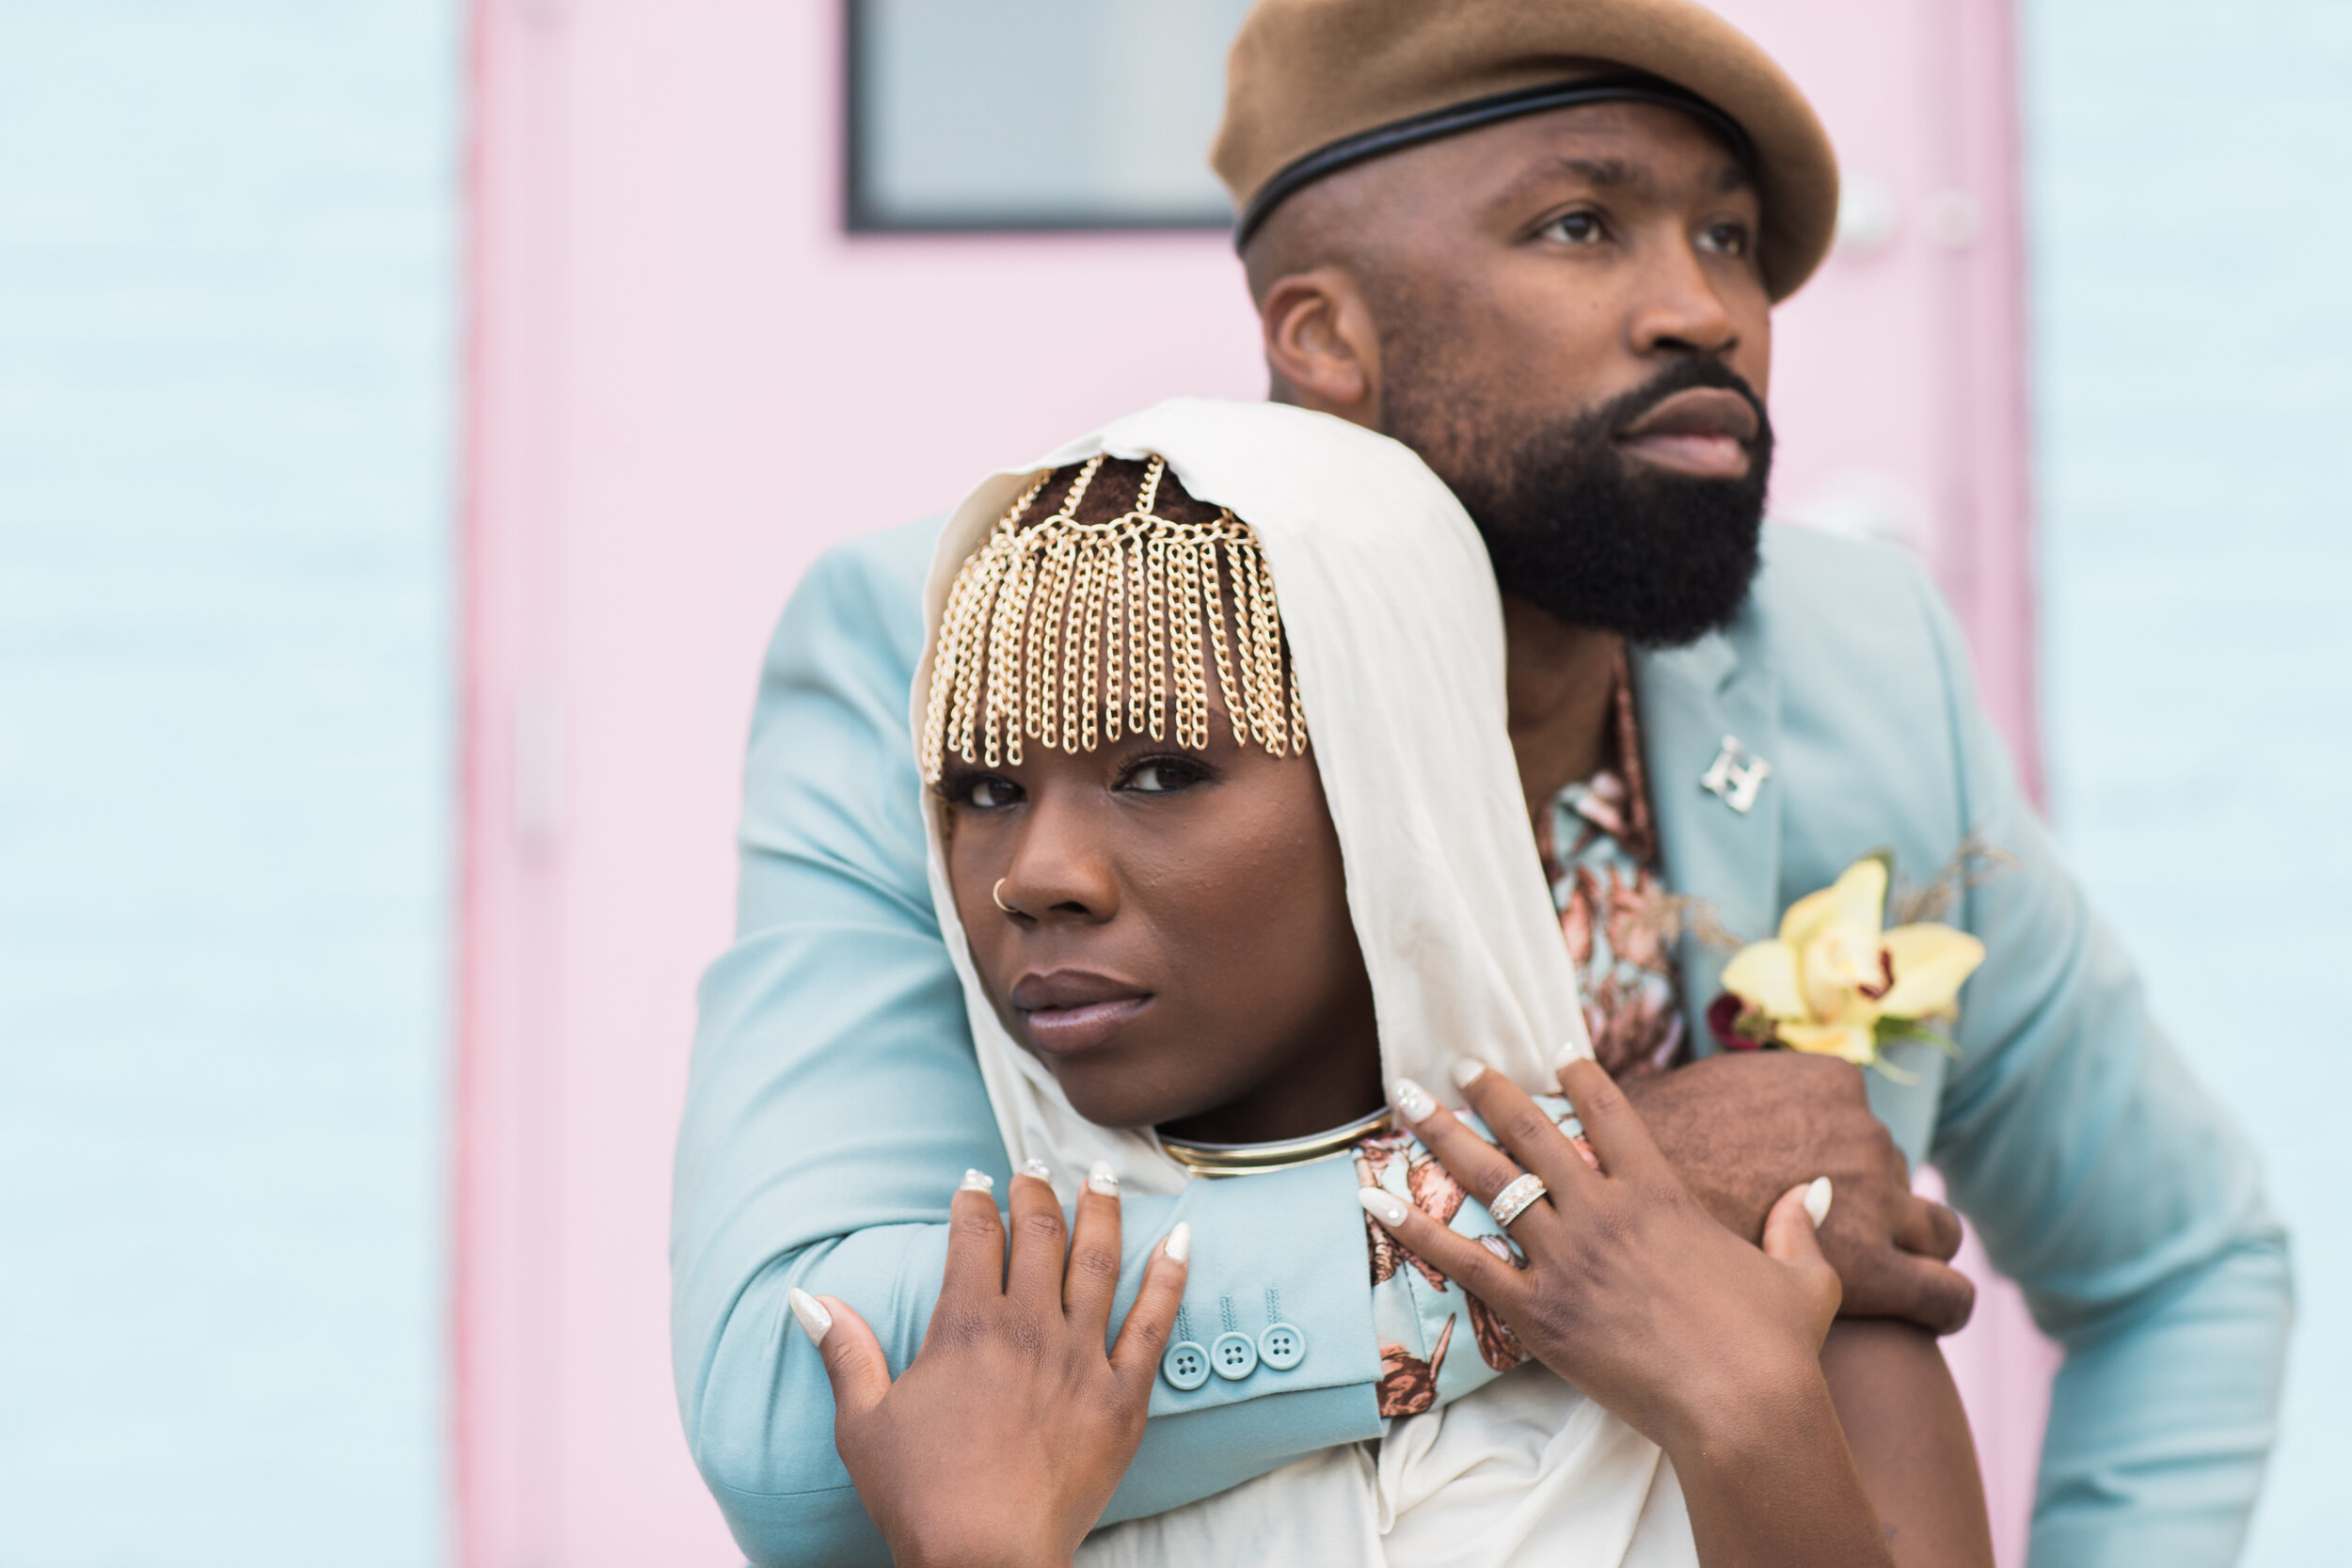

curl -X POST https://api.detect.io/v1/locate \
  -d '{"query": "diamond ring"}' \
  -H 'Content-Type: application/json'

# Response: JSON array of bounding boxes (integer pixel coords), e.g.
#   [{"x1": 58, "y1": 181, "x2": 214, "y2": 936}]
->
[{"x1": 1489, "y1": 1171, "x2": 1549, "y2": 1229}]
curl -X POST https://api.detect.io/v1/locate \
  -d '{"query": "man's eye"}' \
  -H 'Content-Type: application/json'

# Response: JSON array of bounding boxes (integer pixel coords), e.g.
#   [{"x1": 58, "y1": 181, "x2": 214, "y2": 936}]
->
[
  {"x1": 1699, "y1": 220, "x2": 1751, "y2": 258},
  {"x1": 1541, "y1": 211, "x2": 1606, "y2": 245},
  {"x1": 1121, "y1": 757, "x2": 1205, "y2": 794},
  {"x1": 961, "y1": 775, "x2": 1022, "y2": 810}
]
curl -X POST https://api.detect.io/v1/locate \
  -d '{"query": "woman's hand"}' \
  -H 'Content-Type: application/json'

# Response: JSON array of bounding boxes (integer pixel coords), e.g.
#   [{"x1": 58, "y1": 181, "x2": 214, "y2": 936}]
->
[
  {"x1": 793, "y1": 1164, "x2": 1189, "y2": 1568},
  {"x1": 1364, "y1": 1057, "x2": 1894, "y2": 1567},
  {"x1": 1361, "y1": 1056, "x2": 1837, "y2": 1449}
]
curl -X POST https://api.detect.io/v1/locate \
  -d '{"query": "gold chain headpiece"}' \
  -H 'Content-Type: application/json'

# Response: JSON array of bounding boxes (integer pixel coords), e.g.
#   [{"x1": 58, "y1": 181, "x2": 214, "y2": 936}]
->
[{"x1": 922, "y1": 454, "x2": 1307, "y2": 783}]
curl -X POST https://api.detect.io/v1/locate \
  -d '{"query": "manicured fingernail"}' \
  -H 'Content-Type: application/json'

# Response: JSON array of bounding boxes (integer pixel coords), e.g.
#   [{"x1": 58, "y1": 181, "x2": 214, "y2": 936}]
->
[
  {"x1": 1552, "y1": 1038, "x2": 1589, "y2": 1072},
  {"x1": 1804, "y1": 1176, "x2": 1834, "y2": 1227},
  {"x1": 959, "y1": 1168, "x2": 994, "y2": 1194},
  {"x1": 1164, "y1": 1221, "x2": 1192, "y2": 1264},
  {"x1": 1450, "y1": 1057, "x2": 1488, "y2": 1088},
  {"x1": 788, "y1": 1287, "x2": 832, "y2": 1346},
  {"x1": 1086, "y1": 1160, "x2": 1120, "y2": 1196},
  {"x1": 1019, "y1": 1158, "x2": 1053, "y2": 1181},
  {"x1": 1359, "y1": 1187, "x2": 1409, "y2": 1227},
  {"x1": 1391, "y1": 1078, "x2": 1435, "y2": 1122}
]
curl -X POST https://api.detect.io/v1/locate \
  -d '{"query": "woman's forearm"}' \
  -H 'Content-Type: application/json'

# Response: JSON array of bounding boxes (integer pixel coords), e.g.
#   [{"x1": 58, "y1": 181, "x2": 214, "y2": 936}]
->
[
  {"x1": 1662, "y1": 1359, "x2": 1896, "y2": 1568},
  {"x1": 1820, "y1": 1320, "x2": 1994, "y2": 1568}
]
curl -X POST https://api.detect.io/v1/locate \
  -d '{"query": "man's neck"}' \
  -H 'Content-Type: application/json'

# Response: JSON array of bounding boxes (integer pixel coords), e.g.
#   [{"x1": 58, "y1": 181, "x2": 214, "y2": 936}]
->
[{"x1": 1502, "y1": 593, "x2": 1624, "y2": 818}]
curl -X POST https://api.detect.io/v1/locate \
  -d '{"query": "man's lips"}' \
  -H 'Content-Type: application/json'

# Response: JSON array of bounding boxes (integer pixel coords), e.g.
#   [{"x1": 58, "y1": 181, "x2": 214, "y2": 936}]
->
[
  {"x1": 1009, "y1": 969, "x2": 1152, "y2": 1056},
  {"x1": 1614, "y1": 388, "x2": 1760, "y2": 481}
]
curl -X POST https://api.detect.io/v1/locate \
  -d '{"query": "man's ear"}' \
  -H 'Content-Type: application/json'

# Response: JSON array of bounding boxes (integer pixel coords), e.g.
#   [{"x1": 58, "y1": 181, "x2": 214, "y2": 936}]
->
[{"x1": 1258, "y1": 265, "x2": 1382, "y2": 426}]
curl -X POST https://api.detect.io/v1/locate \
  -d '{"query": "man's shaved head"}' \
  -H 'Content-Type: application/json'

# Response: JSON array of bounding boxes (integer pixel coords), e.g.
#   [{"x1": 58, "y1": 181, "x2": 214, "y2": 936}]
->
[{"x1": 1243, "y1": 180, "x2": 1363, "y2": 318}]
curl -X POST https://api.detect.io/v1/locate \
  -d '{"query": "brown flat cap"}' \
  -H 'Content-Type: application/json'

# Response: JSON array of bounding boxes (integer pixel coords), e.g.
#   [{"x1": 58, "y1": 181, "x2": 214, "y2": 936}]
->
[{"x1": 1212, "y1": 0, "x2": 1840, "y2": 301}]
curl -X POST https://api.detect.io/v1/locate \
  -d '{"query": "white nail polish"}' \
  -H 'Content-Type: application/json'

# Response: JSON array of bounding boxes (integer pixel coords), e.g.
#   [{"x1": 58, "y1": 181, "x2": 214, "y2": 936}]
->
[
  {"x1": 1164, "y1": 1221, "x2": 1192, "y2": 1264},
  {"x1": 1359, "y1": 1187, "x2": 1409, "y2": 1227},
  {"x1": 1551, "y1": 1039, "x2": 1590, "y2": 1073},
  {"x1": 788, "y1": 1287, "x2": 832, "y2": 1346},
  {"x1": 959, "y1": 1168, "x2": 994, "y2": 1194},
  {"x1": 1804, "y1": 1176, "x2": 1834, "y2": 1227},
  {"x1": 1391, "y1": 1078, "x2": 1436, "y2": 1122},
  {"x1": 1019, "y1": 1157, "x2": 1053, "y2": 1181},
  {"x1": 1086, "y1": 1160, "x2": 1120, "y2": 1196},
  {"x1": 1450, "y1": 1057, "x2": 1488, "y2": 1088}
]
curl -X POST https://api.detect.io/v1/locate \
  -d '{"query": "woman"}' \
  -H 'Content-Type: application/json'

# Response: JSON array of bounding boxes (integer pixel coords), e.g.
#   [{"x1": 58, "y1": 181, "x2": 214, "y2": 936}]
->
[{"x1": 791, "y1": 399, "x2": 1992, "y2": 1566}]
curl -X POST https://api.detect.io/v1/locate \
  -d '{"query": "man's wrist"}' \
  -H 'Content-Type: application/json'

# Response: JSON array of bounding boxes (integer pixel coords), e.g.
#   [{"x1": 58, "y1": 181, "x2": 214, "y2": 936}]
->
[{"x1": 1617, "y1": 1068, "x2": 1772, "y2": 1240}]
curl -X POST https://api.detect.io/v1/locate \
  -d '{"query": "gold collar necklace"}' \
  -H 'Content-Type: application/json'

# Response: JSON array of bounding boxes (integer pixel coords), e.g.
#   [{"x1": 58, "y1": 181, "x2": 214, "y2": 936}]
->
[{"x1": 1157, "y1": 1104, "x2": 1394, "y2": 1179}]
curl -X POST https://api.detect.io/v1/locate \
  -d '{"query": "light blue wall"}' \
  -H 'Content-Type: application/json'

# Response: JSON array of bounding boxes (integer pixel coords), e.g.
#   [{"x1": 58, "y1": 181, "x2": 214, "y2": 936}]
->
[
  {"x1": 0, "y1": 6, "x2": 461, "y2": 1564},
  {"x1": 2025, "y1": 2, "x2": 2352, "y2": 1559}
]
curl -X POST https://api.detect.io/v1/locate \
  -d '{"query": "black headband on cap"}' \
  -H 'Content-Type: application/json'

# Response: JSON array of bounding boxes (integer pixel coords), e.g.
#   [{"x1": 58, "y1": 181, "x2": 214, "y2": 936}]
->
[{"x1": 1232, "y1": 73, "x2": 1756, "y2": 249}]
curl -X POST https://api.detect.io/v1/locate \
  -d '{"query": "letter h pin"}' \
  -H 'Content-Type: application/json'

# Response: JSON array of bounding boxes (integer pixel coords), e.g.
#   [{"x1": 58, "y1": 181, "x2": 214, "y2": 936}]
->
[{"x1": 1700, "y1": 735, "x2": 1771, "y2": 815}]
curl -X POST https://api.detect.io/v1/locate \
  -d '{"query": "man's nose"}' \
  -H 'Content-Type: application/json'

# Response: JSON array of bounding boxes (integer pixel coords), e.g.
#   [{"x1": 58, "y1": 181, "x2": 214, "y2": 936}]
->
[
  {"x1": 994, "y1": 795, "x2": 1120, "y2": 923},
  {"x1": 1626, "y1": 235, "x2": 1740, "y2": 359}
]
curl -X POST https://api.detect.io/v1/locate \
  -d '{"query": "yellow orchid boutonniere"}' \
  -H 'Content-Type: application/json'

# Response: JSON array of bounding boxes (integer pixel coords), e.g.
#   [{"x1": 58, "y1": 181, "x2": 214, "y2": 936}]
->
[{"x1": 1708, "y1": 853, "x2": 1986, "y2": 1076}]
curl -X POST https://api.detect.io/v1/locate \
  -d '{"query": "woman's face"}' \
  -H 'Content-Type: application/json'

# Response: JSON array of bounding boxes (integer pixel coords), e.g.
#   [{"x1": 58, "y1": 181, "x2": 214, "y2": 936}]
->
[{"x1": 940, "y1": 718, "x2": 1382, "y2": 1144}]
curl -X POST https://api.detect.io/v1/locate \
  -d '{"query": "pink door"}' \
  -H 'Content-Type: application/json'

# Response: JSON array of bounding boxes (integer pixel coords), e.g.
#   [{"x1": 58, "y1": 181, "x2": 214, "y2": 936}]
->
[{"x1": 460, "y1": 2, "x2": 2048, "y2": 1562}]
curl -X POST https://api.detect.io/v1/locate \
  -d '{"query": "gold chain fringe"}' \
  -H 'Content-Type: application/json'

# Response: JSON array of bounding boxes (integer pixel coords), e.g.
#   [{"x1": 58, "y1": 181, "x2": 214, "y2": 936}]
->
[{"x1": 922, "y1": 455, "x2": 1306, "y2": 782}]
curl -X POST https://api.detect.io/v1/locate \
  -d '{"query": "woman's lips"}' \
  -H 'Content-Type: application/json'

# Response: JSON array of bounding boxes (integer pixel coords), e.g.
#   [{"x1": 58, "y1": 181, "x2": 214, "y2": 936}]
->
[
  {"x1": 1614, "y1": 387, "x2": 1760, "y2": 481},
  {"x1": 1009, "y1": 969, "x2": 1152, "y2": 1056},
  {"x1": 1022, "y1": 996, "x2": 1152, "y2": 1055}
]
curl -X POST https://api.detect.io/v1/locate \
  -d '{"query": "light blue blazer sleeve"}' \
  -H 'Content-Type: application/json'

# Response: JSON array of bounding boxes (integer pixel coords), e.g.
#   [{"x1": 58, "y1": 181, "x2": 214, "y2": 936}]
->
[
  {"x1": 670, "y1": 519, "x2": 1381, "y2": 1568},
  {"x1": 1899, "y1": 564, "x2": 2294, "y2": 1567}
]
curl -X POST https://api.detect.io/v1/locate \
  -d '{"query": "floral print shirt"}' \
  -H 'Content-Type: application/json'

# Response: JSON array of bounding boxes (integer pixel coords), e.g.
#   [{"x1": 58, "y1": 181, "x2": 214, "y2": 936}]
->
[
  {"x1": 1357, "y1": 652, "x2": 1688, "y2": 1417},
  {"x1": 1537, "y1": 654, "x2": 1690, "y2": 1082}
]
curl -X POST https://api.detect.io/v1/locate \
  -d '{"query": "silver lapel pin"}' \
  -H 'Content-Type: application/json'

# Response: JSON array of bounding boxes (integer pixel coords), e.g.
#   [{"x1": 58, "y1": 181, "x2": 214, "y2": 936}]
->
[{"x1": 1700, "y1": 735, "x2": 1771, "y2": 815}]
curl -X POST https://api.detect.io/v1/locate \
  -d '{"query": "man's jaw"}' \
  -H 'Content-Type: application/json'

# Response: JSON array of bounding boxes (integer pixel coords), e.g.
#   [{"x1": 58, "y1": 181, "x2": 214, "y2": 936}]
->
[{"x1": 1613, "y1": 387, "x2": 1760, "y2": 482}]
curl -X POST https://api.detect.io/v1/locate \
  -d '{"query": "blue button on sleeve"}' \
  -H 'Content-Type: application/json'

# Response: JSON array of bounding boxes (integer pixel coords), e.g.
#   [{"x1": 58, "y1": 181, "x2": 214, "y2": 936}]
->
[
  {"x1": 1211, "y1": 1332, "x2": 1259, "y2": 1381},
  {"x1": 1162, "y1": 1341, "x2": 1211, "y2": 1390},
  {"x1": 1258, "y1": 1322, "x2": 1306, "y2": 1370}
]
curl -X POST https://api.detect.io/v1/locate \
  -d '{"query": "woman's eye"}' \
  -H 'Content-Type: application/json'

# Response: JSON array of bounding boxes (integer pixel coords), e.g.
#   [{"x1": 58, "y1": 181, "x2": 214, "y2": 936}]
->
[
  {"x1": 961, "y1": 774, "x2": 1023, "y2": 810},
  {"x1": 1121, "y1": 757, "x2": 1205, "y2": 794},
  {"x1": 1698, "y1": 220, "x2": 1752, "y2": 259},
  {"x1": 1540, "y1": 210, "x2": 1606, "y2": 245}
]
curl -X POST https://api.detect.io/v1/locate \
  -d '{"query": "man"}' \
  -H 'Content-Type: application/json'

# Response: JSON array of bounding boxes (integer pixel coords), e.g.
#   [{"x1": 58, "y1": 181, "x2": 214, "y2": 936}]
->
[{"x1": 672, "y1": 3, "x2": 2290, "y2": 1564}]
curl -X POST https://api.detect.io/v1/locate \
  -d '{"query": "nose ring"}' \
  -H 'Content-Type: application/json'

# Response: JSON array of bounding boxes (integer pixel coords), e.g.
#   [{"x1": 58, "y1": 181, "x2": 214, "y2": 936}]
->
[{"x1": 993, "y1": 879, "x2": 1020, "y2": 915}]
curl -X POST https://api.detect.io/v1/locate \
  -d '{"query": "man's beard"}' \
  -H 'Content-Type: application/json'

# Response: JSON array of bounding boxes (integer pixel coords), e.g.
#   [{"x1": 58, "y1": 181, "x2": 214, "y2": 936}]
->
[{"x1": 1382, "y1": 357, "x2": 1774, "y2": 647}]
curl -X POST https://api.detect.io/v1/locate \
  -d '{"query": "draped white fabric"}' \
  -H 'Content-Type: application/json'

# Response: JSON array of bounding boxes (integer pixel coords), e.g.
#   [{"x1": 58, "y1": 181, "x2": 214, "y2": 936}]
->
[{"x1": 911, "y1": 398, "x2": 1694, "y2": 1566}]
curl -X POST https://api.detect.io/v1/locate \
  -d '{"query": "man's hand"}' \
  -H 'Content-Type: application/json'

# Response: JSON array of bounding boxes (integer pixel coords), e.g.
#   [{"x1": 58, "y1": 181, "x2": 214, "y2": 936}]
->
[{"x1": 1625, "y1": 1052, "x2": 1975, "y2": 1333}]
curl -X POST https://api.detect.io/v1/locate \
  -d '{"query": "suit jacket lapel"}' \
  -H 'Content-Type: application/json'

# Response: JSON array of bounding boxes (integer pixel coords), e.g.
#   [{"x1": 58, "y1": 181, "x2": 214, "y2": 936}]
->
[{"x1": 1630, "y1": 629, "x2": 1783, "y2": 1056}]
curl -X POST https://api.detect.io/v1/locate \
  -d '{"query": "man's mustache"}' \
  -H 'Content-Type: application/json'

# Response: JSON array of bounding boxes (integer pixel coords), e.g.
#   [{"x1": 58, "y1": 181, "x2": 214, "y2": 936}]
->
[{"x1": 1593, "y1": 361, "x2": 1772, "y2": 455}]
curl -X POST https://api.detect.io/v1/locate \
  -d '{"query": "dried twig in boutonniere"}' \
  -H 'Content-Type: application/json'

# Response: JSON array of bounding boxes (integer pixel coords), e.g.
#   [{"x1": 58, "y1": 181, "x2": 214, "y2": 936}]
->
[{"x1": 1890, "y1": 832, "x2": 2018, "y2": 926}]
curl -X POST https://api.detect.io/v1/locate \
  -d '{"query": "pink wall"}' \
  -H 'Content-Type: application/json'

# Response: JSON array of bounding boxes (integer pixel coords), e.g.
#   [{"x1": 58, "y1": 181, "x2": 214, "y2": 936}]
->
[{"x1": 460, "y1": 2, "x2": 2047, "y2": 1562}]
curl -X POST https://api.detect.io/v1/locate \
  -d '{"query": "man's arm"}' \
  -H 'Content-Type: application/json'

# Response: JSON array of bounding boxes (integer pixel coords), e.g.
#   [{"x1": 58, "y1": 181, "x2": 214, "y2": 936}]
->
[
  {"x1": 1906, "y1": 566, "x2": 2293, "y2": 1567},
  {"x1": 670, "y1": 521, "x2": 1382, "y2": 1568}
]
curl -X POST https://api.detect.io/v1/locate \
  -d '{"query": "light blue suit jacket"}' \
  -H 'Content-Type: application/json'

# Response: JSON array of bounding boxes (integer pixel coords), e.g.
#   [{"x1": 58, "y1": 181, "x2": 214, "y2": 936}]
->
[{"x1": 673, "y1": 518, "x2": 2290, "y2": 1567}]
